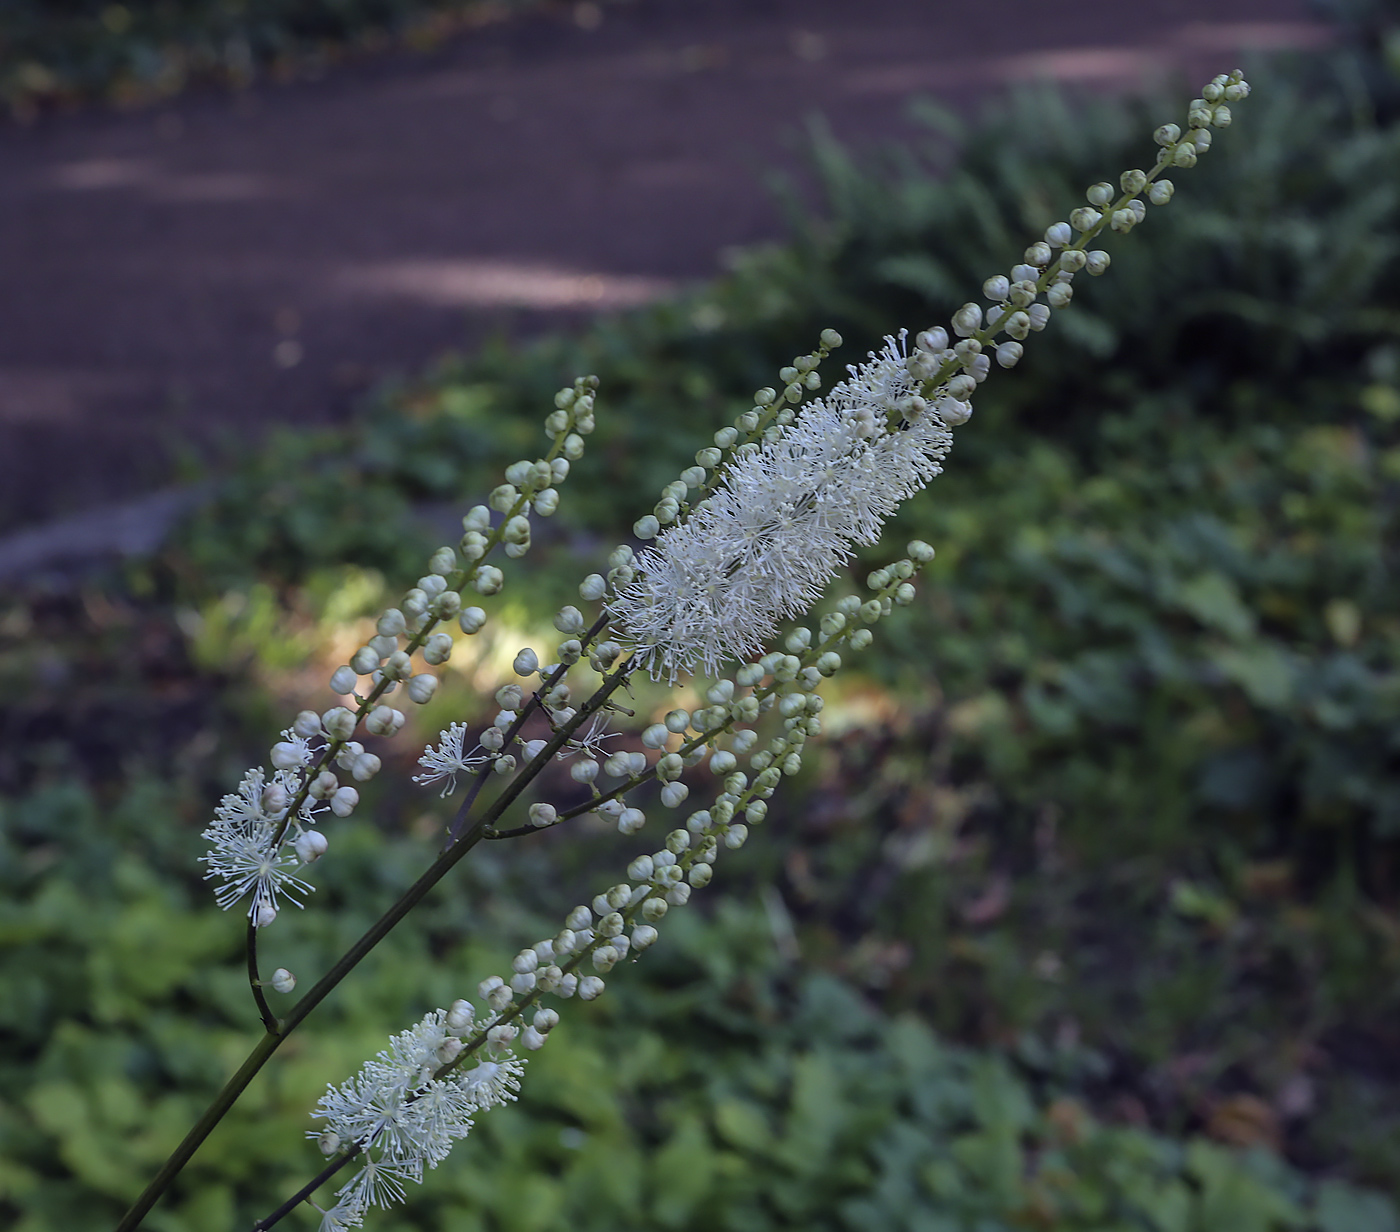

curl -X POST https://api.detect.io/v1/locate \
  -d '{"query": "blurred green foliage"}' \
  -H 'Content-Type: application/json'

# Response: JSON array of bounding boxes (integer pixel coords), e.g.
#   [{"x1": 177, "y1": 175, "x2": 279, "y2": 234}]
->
[
  {"x1": 2, "y1": 773, "x2": 1395, "y2": 1230},
  {"x1": 0, "y1": 0, "x2": 585, "y2": 114},
  {"x1": 153, "y1": 23, "x2": 1400, "y2": 1211}
]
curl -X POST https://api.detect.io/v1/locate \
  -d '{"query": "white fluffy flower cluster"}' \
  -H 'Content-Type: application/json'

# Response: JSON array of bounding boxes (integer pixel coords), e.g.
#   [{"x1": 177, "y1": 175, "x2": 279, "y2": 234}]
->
[
  {"x1": 312, "y1": 1006, "x2": 524, "y2": 1230},
  {"x1": 614, "y1": 333, "x2": 958, "y2": 680},
  {"x1": 199, "y1": 759, "x2": 321, "y2": 926},
  {"x1": 199, "y1": 714, "x2": 375, "y2": 926}
]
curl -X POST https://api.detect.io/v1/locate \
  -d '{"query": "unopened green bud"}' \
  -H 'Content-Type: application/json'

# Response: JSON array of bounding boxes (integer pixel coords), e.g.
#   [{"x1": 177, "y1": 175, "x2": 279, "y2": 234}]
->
[
  {"x1": 951, "y1": 303, "x2": 983, "y2": 337},
  {"x1": 1069, "y1": 207, "x2": 1102, "y2": 233}
]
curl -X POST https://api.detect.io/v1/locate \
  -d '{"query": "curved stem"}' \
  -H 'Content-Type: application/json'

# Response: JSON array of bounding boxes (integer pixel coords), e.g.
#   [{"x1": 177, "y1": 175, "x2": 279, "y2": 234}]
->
[{"x1": 247, "y1": 920, "x2": 278, "y2": 1031}]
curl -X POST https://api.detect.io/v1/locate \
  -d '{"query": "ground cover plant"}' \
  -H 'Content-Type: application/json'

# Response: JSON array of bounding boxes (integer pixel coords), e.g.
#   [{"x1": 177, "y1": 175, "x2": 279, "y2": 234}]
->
[
  {"x1": 0, "y1": 0, "x2": 607, "y2": 116},
  {"x1": 2, "y1": 16, "x2": 1399, "y2": 1232}
]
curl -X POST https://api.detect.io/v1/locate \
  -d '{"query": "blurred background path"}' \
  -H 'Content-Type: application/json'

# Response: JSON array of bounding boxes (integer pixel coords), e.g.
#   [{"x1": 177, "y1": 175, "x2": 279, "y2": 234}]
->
[{"x1": 0, "y1": 0, "x2": 1327, "y2": 549}]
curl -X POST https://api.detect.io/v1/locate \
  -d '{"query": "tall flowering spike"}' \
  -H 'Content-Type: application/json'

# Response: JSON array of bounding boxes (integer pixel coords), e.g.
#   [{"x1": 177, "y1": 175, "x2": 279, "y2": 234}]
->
[
  {"x1": 612, "y1": 68, "x2": 1252, "y2": 682},
  {"x1": 613, "y1": 333, "x2": 956, "y2": 681}
]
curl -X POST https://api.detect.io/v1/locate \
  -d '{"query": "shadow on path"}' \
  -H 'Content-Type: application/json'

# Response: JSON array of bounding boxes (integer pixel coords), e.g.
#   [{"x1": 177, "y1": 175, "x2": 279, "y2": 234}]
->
[{"x1": 0, "y1": 0, "x2": 1327, "y2": 554}]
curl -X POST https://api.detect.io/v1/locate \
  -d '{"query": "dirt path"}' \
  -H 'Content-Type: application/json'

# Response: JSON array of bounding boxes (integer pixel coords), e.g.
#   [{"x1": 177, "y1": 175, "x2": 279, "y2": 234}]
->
[{"x1": 0, "y1": 0, "x2": 1327, "y2": 543}]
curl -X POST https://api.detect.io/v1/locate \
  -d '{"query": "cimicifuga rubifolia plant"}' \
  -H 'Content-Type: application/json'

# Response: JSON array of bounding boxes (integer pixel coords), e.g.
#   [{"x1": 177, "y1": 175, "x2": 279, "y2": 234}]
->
[{"x1": 117, "y1": 70, "x2": 1253, "y2": 1232}]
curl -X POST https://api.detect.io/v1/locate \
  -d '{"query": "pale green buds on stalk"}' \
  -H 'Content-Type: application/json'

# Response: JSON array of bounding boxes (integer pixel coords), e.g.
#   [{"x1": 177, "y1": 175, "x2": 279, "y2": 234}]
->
[
  {"x1": 365, "y1": 706, "x2": 405, "y2": 737},
  {"x1": 1070, "y1": 206, "x2": 1102, "y2": 232},
  {"x1": 1120, "y1": 168, "x2": 1148, "y2": 194}
]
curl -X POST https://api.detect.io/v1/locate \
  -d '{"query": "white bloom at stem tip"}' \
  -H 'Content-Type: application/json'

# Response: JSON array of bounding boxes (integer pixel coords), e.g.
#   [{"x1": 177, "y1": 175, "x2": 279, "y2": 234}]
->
[
  {"x1": 612, "y1": 332, "x2": 956, "y2": 681},
  {"x1": 311, "y1": 1009, "x2": 526, "y2": 1228},
  {"x1": 199, "y1": 766, "x2": 317, "y2": 920}
]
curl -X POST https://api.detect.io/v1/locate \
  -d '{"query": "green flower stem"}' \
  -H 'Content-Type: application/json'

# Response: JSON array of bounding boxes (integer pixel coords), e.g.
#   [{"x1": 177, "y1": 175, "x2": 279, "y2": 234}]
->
[
  {"x1": 442, "y1": 609, "x2": 612, "y2": 850},
  {"x1": 247, "y1": 921, "x2": 277, "y2": 1031},
  {"x1": 253, "y1": 1152, "x2": 360, "y2": 1232},
  {"x1": 115, "y1": 1028, "x2": 283, "y2": 1232},
  {"x1": 487, "y1": 568, "x2": 922, "y2": 841}
]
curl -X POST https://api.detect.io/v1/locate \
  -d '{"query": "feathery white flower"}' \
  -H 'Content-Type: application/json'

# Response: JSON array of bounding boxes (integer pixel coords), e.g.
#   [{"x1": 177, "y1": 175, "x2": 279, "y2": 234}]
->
[
  {"x1": 613, "y1": 333, "x2": 960, "y2": 680},
  {"x1": 560, "y1": 713, "x2": 616, "y2": 760},
  {"x1": 330, "y1": 1156, "x2": 417, "y2": 1223},
  {"x1": 457, "y1": 1055, "x2": 525, "y2": 1109},
  {"x1": 413, "y1": 722, "x2": 488, "y2": 796},
  {"x1": 312, "y1": 1007, "x2": 526, "y2": 1228},
  {"x1": 199, "y1": 767, "x2": 315, "y2": 918}
]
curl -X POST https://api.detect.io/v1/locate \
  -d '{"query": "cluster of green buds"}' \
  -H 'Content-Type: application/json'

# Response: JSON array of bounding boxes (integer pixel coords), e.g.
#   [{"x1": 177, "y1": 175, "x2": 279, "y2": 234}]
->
[
  {"x1": 909, "y1": 69, "x2": 1249, "y2": 399},
  {"x1": 199, "y1": 376, "x2": 602, "y2": 963}
]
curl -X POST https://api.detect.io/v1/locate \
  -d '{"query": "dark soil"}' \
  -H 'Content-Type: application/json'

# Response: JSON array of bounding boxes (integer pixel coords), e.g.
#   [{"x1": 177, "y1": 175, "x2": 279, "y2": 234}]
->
[{"x1": 0, "y1": 0, "x2": 1327, "y2": 536}]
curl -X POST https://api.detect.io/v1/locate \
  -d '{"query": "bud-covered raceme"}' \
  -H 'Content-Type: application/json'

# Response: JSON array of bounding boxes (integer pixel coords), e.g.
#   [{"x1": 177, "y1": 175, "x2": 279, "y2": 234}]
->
[{"x1": 173, "y1": 73, "x2": 1256, "y2": 1232}]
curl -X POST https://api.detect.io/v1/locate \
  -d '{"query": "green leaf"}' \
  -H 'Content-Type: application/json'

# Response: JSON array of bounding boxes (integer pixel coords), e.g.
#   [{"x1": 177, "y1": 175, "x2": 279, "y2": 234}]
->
[
  {"x1": 1176, "y1": 572, "x2": 1257, "y2": 641},
  {"x1": 1212, "y1": 643, "x2": 1297, "y2": 709},
  {"x1": 713, "y1": 1098, "x2": 772, "y2": 1155},
  {"x1": 651, "y1": 1116, "x2": 716, "y2": 1228},
  {"x1": 1316, "y1": 1180, "x2": 1400, "y2": 1232}
]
